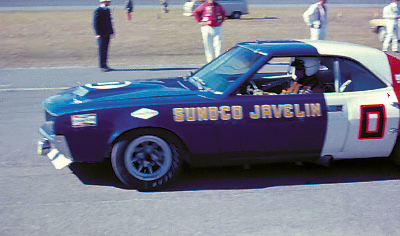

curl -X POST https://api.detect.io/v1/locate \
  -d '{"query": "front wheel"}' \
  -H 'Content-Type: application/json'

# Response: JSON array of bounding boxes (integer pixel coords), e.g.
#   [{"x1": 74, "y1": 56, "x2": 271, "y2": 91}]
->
[{"x1": 111, "y1": 131, "x2": 182, "y2": 191}]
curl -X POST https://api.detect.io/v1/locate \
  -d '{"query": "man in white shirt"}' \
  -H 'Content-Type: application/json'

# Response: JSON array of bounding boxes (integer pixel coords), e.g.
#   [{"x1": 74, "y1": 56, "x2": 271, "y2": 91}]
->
[
  {"x1": 382, "y1": 0, "x2": 400, "y2": 53},
  {"x1": 303, "y1": 0, "x2": 328, "y2": 40}
]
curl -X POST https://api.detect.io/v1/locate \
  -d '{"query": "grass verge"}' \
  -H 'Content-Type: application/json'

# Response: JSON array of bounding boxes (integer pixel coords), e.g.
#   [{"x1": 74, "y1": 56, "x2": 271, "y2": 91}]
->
[{"x1": 0, "y1": 7, "x2": 394, "y2": 68}]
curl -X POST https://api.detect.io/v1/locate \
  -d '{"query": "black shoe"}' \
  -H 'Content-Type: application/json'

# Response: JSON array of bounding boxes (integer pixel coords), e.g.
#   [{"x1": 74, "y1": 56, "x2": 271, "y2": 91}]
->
[{"x1": 100, "y1": 67, "x2": 112, "y2": 72}]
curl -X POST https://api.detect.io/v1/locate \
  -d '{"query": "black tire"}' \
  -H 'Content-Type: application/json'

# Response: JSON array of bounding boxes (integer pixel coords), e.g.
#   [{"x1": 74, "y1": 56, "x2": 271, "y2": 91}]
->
[
  {"x1": 391, "y1": 138, "x2": 400, "y2": 167},
  {"x1": 231, "y1": 11, "x2": 241, "y2": 19},
  {"x1": 111, "y1": 130, "x2": 183, "y2": 191}
]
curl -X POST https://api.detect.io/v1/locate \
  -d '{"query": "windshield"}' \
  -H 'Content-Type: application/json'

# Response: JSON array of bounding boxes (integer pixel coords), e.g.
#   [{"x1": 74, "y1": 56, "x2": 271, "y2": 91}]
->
[{"x1": 189, "y1": 47, "x2": 262, "y2": 93}]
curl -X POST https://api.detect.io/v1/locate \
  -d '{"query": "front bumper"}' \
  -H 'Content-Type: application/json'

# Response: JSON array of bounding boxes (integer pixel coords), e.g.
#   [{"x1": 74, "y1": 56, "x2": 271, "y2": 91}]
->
[{"x1": 37, "y1": 122, "x2": 73, "y2": 169}]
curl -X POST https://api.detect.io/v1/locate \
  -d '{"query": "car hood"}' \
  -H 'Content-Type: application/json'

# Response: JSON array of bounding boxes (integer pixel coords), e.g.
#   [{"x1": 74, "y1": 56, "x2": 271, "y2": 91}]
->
[
  {"x1": 74, "y1": 78, "x2": 196, "y2": 101},
  {"x1": 42, "y1": 77, "x2": 202, "y2": 115}
]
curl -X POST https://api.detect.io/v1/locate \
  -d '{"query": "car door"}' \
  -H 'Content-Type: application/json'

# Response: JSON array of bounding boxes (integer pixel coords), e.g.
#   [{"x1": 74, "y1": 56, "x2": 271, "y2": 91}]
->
[
  {"x1": 216, "y1": 57, "x2": 328, "y2": 158},
  {"x1": 321, "y1": 57, "x2": 399, "y2": 159},
  {"x1": 216, "y1": 94, "x2": 327, "y2": 158},
  {"x1": 218, "y1": 0, "x2": 246, "y2": 17}
]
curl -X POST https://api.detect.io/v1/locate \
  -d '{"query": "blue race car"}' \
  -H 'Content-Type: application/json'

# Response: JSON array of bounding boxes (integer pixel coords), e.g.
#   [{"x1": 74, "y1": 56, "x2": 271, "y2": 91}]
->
[{"x1": 38, "y1": 40, "x2": 400, "y2": 191}]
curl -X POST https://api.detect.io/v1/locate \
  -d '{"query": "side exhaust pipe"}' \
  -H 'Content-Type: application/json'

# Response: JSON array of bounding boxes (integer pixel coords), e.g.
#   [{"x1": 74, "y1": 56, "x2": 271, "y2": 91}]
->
[{"x1": 312, "y1": 155, "x2": 333, "y2": 167}]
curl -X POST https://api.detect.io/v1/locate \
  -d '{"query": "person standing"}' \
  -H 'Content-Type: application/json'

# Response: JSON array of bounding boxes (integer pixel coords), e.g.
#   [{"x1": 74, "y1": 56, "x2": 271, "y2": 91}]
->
[
  {"x1": 93, "y1": 0, "x2": 115, "y2": 72},
  {"x1": 193, "y1": 0, "x2": 226, "y2": 63},
  {"x1": 160, "y1": 0, "x2": 168, "y2": 13},
  {"x1": 125, "y1": 0, "x2": 134, "y2": 21},
  {"x1": 303, "y1": 0, "x2": 328, "y2": 40},
  {"x1": 382, "y1": 0, "x2": 400, "y2": 53}
]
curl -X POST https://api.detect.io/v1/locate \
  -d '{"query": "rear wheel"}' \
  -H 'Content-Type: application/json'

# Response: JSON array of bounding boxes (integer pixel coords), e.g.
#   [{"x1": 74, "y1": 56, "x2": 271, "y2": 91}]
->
[
  {"x1": 391, "y1": 138, "x2": 400, "y2": 167},
  {"x1": 231, "y1": 11, "x2": 241, "y2": 19},
  {"x1": 111, "y1": 130, "x2": 183, "y2": 191}
]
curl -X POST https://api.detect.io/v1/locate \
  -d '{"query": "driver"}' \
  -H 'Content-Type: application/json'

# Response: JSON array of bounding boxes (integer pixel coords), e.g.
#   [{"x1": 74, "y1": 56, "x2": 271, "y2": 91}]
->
[{"x1": 281, "y1": 57, "x2": 325, "y2": 94}]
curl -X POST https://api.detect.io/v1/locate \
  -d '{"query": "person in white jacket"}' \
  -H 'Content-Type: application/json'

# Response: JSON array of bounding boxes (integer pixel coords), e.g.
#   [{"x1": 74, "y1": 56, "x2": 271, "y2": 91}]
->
[
  {"x1": 303, "y1": 0, "x2": 328, "y2": 40},
  {"x1": 382, "y1": 0, "x2": 400, "y2": 53}
]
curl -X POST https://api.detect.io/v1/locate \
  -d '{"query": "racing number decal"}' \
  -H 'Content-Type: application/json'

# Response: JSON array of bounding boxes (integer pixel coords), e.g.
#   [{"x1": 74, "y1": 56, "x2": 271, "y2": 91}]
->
[{"x1": 359, "y1": 105, "x2": 386, "y2": 140}]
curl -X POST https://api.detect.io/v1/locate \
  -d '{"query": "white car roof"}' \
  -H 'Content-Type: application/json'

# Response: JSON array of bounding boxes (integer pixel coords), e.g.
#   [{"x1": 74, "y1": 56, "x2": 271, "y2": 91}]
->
[{"x1": 301, "y1": 40, "x2": 392, "y2": 85}]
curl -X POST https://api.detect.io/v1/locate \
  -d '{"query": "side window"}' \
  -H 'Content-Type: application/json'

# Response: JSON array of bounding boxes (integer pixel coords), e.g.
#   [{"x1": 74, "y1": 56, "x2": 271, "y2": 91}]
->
[
  {"x1": 315, "y1": 57, "x2": 336, "y2": 92},
  {"x1": 255, "y1": 57, "x2": 293, "y2": 77},
  {"x1": 338, "y1": 58, "x2": 386, "y2": 92},
  {"x1": 239, "y1": 57, "x2": 293, "y2": 95},
  {"x1": 238, "y1": 56, "x2": 337, "y2": 95}
]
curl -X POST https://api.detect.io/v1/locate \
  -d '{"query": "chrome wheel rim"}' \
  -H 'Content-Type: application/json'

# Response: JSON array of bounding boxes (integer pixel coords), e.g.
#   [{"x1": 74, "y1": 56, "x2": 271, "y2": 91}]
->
[{"x1": 124, "y1": 135, "x2": 172, "y2": 181}]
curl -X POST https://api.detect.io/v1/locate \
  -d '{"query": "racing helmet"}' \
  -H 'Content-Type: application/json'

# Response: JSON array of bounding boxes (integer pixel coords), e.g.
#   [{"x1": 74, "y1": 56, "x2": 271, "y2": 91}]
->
[{"x1": 297, "y1": 57, "x2": 321, "y2": 76}]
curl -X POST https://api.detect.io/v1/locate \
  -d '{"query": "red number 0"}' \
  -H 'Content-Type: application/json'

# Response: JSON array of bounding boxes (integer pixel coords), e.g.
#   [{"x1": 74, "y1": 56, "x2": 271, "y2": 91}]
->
[{"x1": 359, "y1": 105, "x2": 386, "y2": 139}]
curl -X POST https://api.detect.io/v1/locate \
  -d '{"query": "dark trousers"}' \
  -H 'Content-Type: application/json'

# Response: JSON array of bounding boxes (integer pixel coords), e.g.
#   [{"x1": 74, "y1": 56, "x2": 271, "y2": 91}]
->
[{"x1": 97, "y1": 35, "x2": 110, "y2": 68}]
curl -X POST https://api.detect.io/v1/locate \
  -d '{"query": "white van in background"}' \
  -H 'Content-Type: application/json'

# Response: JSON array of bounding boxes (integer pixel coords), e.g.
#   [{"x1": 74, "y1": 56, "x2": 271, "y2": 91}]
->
[{"x1": 183, "y1": 0, "x2": 248, "y2": 19}]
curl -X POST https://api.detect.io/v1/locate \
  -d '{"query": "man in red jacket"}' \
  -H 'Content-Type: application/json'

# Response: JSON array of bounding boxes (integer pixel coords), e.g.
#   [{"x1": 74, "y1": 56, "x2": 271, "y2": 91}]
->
[{"x1": 193, "y1": 0, "x2": 226, "y2": 63}]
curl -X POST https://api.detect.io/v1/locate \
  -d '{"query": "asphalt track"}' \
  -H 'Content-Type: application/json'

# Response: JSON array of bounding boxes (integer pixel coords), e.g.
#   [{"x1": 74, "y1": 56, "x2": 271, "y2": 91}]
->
[{"x1": 1, "y1": 65, "x2": 400, "y2": 236}]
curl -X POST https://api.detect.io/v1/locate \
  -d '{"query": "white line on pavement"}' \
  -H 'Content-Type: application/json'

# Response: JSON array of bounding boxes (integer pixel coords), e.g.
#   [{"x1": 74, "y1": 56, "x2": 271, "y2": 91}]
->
[{"x1": 0, "y1": 87, "x2": 69, "y2": 92}]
